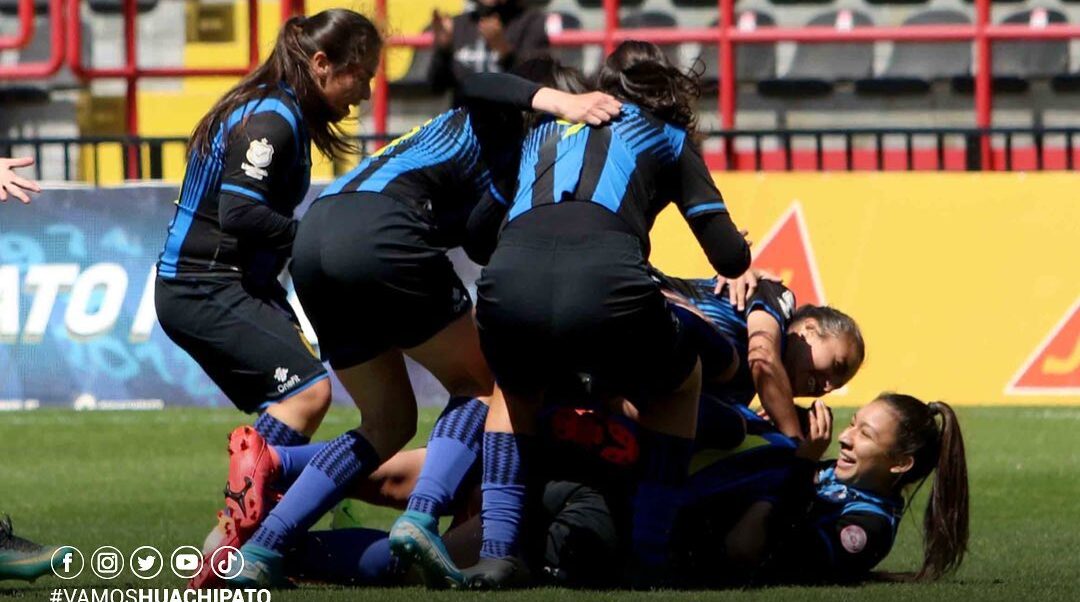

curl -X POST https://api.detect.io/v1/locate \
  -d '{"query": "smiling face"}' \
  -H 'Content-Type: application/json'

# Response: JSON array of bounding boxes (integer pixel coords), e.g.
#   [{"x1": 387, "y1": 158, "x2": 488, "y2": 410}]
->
[
  {"x1": 310, "y1": 50, "x2": 379, "y2": 121},
  {"x1": 783, "y1": 318, "x2": 857, "y2": 398},
  {"x1": 834, "y1": 399, "x2": 913, "y2": 494}
]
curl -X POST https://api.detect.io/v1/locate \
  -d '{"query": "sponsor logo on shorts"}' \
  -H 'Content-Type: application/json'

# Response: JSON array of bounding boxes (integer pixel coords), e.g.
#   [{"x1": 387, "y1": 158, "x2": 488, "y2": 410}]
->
[{"x1": 274, "y1": 367, "x2": 301, "y2": 393}]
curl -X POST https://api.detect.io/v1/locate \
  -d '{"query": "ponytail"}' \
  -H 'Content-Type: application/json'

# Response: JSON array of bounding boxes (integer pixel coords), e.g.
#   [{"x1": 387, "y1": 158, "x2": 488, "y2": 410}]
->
[
  {"x1": 917, "y1": 401, "x2": 969, "y2": 580},
  {"x1": 188, "y1": 9, "x2": 381, "y2": 160},
  {"x1": 878, "y1": 393, "x2": 969, "y2": 581},
  {"x1": 597, "y1": 40, "x2": 702, "y2": 134}
]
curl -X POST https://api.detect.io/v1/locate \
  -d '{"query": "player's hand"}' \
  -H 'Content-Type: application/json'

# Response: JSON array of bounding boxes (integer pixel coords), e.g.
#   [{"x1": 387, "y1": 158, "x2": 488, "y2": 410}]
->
[
  {"x1": 795, "y1": 400, "x2": 833, "y2": 461},
  {"x1": 0, "y1": 156, "x2": 40, "y2": 203},
  {"x1": 431, "y1": 10, "x2": 453, "y2": 49},
  {"x1": 532, "y1": 89, "x2": 622, "y2": 126},
  {"x1": 713, "y1": 269, "x2": 782, "y2": 311}
]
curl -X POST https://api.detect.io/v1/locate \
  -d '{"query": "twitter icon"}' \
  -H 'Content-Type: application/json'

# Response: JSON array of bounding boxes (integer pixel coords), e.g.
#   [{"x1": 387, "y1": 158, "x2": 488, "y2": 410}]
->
[{"x1": 129, "y1": 546, "x2": 164, "y2": 580}]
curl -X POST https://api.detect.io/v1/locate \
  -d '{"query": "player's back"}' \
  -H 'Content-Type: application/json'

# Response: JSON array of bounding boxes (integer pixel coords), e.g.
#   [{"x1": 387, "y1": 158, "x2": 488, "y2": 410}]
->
[
  {"x1": 507, "y1": 104, "x2": 689, "y2": 245},
  {"x1": 318, "y1": 109, "x2": 492, "y2": 243}
]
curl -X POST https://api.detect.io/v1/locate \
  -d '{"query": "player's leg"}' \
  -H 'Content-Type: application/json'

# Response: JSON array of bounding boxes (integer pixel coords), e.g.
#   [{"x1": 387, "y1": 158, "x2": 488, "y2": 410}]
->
[
  {"x1": 0, "y1": 517, "x2": 76, "y2": 582},
  {"x1": 388, "y1": 312, "x2": 496, "y2": 587},
  {"x1": 237, "y1": 350, "x2": 418, "y2": 585}
]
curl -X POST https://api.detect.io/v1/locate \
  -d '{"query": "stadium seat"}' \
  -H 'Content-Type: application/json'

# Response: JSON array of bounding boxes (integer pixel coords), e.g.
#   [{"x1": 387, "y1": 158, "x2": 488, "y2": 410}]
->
[
  {"x1": 953, "y1": 8, "x2": 1068, "y2": 94},
  {"x1": 699, "y1": 12, "x2": 777, "y2": 86},
  {"x1": 620, "y1": 11, "x2": 680, "y2": 67},
  {"x1": 0, "y1": 14, "x2": 84, "y2": 91},
  {"x1": 855, "y1": 10, "x2": 971, "y2": 95},
  {"x1": 545, "y1": 11, "x2": 585, "y2": 74},
  {"x1": 757, "y1": 10, "x2": 874, "y2": 98},
  {"x1": 87, "y1": 0, "x2": 158, "y2": 13},
  {"x1": 0, "y1": 0, "x2": 48, "y2": 15}
]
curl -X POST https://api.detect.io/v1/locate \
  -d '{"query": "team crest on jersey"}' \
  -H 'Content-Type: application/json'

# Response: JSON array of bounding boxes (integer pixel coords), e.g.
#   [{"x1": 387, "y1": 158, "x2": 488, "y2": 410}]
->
[
  {"x1": 840, "y1": 524, "x2": 868, "y2": 554},
  {"x1": 242, "y1": 138, "x2": 274, "y2": 180}
]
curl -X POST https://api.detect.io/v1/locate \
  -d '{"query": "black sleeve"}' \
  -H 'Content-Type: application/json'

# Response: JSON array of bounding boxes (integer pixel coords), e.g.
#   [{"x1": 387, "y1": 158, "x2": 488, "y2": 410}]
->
[
  {"x1": 459, "y1": 72, "x2": 542, "y2": 110},
  {"x1": 763, "y1": 511, "x2": 895, "y2": 583},
  {"x1": 671, "y1": 140, "x2": 751, "y2": 278},
  {"x1": 428, "y1": 46, "x2": 456, "y2": 95},
  {"x1": 688, "y1": 212, "x2": 751, "y2": 278},
  {"x1": 463, "y1": 187, "x2": 510, "y2": 265},
  {"x1": 217, "y1": 111, "x2": 299, "y2": 248},
  {"x1": 745, "y1": 280, "x2": 797, "y2": 328}
]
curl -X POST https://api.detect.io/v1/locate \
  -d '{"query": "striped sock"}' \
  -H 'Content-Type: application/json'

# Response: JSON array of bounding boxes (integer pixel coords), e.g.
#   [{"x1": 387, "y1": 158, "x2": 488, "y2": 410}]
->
[
  {"x1": 250, "y1": 430, "x2": 380, "y2": 552},
  {"x1": 254, "y1": 412, "x2": 310, "y2": 447},
  {"x1": 406, "y1": 397, "x2": 488, "y2": 517},
  {"x1": 479, "y1": 432, "x2": 530, "y2": 559}
]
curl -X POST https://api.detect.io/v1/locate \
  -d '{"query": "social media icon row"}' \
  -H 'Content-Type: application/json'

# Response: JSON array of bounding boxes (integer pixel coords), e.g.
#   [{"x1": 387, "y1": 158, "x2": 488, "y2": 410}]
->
[{"x1": 49, "y1": 545, "x2": 234, "y2": 580}]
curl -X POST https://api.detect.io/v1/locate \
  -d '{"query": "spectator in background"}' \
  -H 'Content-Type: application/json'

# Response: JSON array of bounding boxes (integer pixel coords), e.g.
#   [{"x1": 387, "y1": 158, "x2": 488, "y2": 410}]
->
[
  {"x1": 0, "y1": 156, "x2": 40, "y2": 203},
  {"x1": 429, "y1": 0, "x2": 549, "y2": 107}
]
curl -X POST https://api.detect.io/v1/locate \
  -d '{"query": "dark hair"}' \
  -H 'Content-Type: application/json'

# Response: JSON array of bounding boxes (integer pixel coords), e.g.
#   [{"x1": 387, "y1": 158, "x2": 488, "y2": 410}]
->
[
  {"x1": 597, "y1": 40, "x2": 701, "y2": 133},
  {"x1": 877, "y1": 393, "x2": 969, "y2": 581},
  {"x1": 513, "y1": 55, "x2": 590, "y2": 95},
  {"x1": 791, "y1": 305, "x2": 866, "y2": 386},
  {"x1": 188, "y1": 9, "x2": 382, "y2": 160}
]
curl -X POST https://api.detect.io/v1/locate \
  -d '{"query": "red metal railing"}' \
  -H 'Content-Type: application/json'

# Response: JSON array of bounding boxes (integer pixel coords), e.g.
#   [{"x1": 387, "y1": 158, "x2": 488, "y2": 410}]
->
[
  {"x1": 5, "y1": 0, "x2": 1080, "y2": 173},
  {"x1": 0, "y1": 0, "x2": 36, "y2": 50}
]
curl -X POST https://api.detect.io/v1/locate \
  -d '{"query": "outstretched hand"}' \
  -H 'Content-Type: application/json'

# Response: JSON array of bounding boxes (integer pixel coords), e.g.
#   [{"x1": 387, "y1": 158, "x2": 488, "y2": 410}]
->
[
  {"x1": 0, "y1": 156, "x2": 41, "y2": 203},
  {"x1": 532, "y1": 89, "x2": 622, "y2": 126},
  {"x1": 795, "y1": 400, "x2": 833, "y2": 461}
]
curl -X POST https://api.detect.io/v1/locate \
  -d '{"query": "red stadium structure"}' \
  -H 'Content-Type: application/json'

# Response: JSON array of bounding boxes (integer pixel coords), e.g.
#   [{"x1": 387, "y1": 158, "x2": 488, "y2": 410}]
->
[{"x1": 4, "y1": 0, "x2": 1080, "y2": 175}]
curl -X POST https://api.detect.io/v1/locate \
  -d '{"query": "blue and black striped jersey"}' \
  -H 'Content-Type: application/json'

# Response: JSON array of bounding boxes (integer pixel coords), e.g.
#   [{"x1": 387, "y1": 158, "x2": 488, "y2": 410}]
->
[
  {"x1": 504, "y1": 103, "x2": 728, "y2": 254},
  {"x1": 679, "y1": 278, "x2": 797, "y2": 408},
  {"x1": 157, "y1": 84, "x2": 310, "y2": 284},
  {"x1": 318, "y1": 108, "x2": 500, "y2": 247}
]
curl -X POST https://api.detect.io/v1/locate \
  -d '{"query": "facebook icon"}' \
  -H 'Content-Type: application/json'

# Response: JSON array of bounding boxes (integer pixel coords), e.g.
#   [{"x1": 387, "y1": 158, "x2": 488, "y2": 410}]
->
[{"x1": 50, "y1": 546, "x2": 83, "y2": 579}]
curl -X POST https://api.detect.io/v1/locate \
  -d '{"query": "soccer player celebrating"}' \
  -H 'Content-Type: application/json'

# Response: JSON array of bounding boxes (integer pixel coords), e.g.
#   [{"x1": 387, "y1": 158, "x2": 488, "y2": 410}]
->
[
  {"x1": 151, "y1": 9, "x2": 382, "y2": 587},
  {"x1": 227, "y1": 60, "x2": 621, "y2": 587},
  {"x1": 462, "y1": 40, "x2": 752, "y2": 587}
]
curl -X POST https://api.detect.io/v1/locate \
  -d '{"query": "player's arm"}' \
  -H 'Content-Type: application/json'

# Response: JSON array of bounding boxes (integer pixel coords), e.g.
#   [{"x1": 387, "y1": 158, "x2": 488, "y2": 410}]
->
[
  {"x1": 459, "y1": 72, "x2": 621, "y2": 125},
  {"x1": 673, "y1": 142, "x2": 752, "y2": 278},
  {"x1": 763, "y1": 512, "x2": 894, "y2": 582},
  {"x1": 463, "y1": 185, "x2": 510, "y2": 265},
  {"x1": 747, "y1": 311, "x2": 802, "y2": 439},
  {"x1": 217, "y1": 111, "x2": 299, "y2": 253}
]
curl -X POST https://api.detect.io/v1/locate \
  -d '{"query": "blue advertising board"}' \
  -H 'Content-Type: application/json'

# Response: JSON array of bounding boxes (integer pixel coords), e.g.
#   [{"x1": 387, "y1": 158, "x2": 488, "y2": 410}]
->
[{"x1": 0, "y1": 184, "x2": 474, "y2": 410}]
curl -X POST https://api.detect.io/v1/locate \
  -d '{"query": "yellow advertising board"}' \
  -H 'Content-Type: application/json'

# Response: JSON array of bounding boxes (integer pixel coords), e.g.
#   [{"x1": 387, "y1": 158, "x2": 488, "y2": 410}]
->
[{"x1": 649, "y1": 173, "x2": 1080, "y2": 406}]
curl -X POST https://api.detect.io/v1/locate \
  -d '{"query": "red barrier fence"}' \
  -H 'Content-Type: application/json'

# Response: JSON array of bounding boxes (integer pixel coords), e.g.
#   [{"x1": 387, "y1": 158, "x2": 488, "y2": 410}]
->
[{"x1": 5, "y1": 0, "x2": 1080, "y2": 173}]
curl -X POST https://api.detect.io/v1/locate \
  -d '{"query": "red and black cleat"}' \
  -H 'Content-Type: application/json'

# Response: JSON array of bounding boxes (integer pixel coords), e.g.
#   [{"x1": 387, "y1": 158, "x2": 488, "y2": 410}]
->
[{"x1": 188, "y1": 426, "x2": 281, "y2": 589}]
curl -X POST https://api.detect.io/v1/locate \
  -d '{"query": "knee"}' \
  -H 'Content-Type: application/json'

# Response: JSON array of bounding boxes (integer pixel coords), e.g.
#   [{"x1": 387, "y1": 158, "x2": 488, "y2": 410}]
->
[{"x1": 289, "y1": 378, "x2": 333, "y2": 413}]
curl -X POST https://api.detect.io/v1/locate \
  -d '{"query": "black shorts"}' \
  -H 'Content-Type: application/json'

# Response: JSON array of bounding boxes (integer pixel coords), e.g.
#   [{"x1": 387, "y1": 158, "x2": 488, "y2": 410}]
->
[
  {"x1": 154, "y1": 276, "x2": 328, "y2": 413},
  {"x1": 475, "y1": 203, "x2": 697, "y2": 404},
  {"x1": 291, "y1": 192, "x2": 472, "y2": 369}
]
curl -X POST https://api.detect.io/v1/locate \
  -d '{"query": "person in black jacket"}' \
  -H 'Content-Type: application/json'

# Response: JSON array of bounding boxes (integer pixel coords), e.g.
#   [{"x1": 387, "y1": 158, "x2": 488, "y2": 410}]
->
[{"x1": 429, "y1": 0, "x2": 550, "y2": 107}]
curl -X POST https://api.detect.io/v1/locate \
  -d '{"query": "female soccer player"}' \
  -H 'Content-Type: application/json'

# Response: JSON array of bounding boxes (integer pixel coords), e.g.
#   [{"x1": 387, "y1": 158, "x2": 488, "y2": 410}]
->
[
  {"x1": 677, "y1": 392, "x2": 969, "y2": 585},
  {"x1": 228, "y1": 60, "x2": 622, "y2": 587},
  {"x1": 464, "y1": 40, "x2": 752, "y2": 587},
  {"x1": 151, "y1": 9, "x2": 382, "y2": 586}
]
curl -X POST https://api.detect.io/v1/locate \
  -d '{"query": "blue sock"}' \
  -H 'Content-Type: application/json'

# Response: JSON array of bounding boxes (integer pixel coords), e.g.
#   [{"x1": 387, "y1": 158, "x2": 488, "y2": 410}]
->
[
  {"x1": 291, "y1": 528, "x2": 396, "y2": 585},
  {"x1": 406, "y1": 397, "x2": 488, "y2": 517},
  {"x1": 254, "y1": 413, "x2": 310, "y2": 447},
  {"x1": 479, "y1": 432, "x2": 530, "y2": 559},
  {"x1": 272, "y1": 442, "x2": 328, "y2": 486},
  {"x1": 631, "y1": 429, "x2": 693, "y2": 568},
  {"x1": 250, "y1": 430, "x2": 380, "y2": 552}
]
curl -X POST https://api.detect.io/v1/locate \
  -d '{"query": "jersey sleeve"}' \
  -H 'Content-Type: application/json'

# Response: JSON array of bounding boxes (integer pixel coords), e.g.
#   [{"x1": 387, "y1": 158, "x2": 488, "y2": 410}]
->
[
  {"x1": 670, "y1": 137, "x2": 728, "y2": 220},
  {"x1": 765, "y1": 511, "x2": 895, "y2": 582},
  {"x1": 745, "y1": 280, "x2": 797, "y2": 331},
  {"x1": 219, "y1": 110, "x2": 299, "y2": 207}
]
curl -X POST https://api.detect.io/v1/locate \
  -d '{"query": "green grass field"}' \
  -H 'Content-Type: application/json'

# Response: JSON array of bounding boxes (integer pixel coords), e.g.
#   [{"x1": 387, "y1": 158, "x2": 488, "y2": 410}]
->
[{"x1": 2, "y1": 406, "x2": 1079, "y2": 601}]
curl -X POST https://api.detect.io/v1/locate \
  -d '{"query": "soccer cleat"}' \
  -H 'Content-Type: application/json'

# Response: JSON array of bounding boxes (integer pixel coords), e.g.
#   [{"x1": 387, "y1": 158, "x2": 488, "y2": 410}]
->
[
  {"x1": 230, "y1": 544, "x2": 290, "y2": 589},
  {"x1": 0, "y1": 516, "x2": 72, "y2": 582},
  {"x1": 189, "y1": 426, "x2": 281, "y2": 589},
  {"x1": 461, "y1": 556, "x2": 530, "y2": 590},
  {"x1": 388, "y1": 511, "x2": 465, "y2": 588}
]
